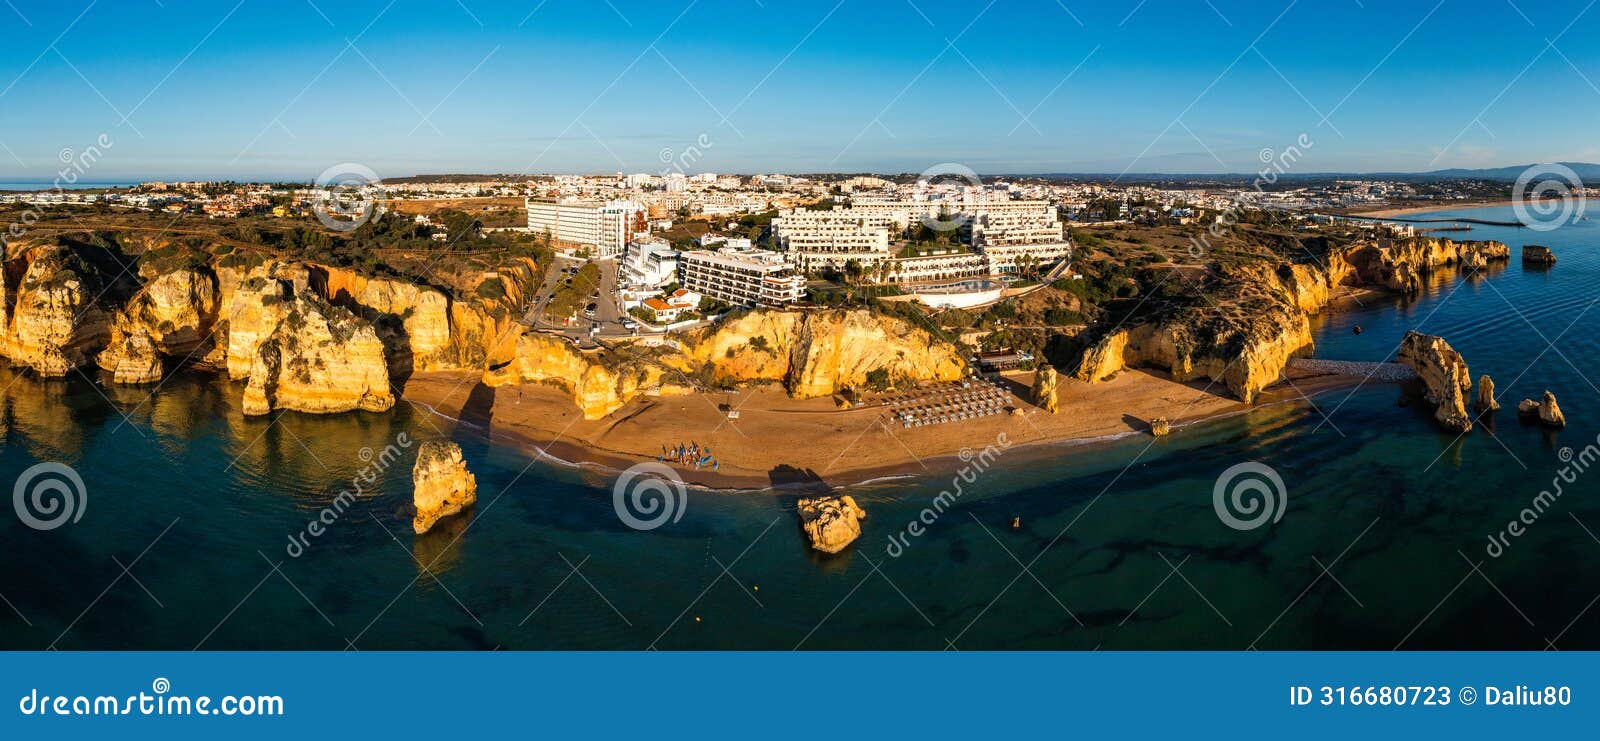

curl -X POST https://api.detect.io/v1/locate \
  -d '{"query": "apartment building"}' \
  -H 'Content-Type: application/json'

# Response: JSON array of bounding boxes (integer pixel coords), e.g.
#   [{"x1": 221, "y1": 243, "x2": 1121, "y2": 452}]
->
[
  {"x1": 619, "y1": 238, "x2": 680, "y2": 288},
  {"x1": 680, "y1": 248, "x2": 807, "y2": 307},
  {"x1": 770, "y1": 208, "x2": 895, "y2": 273},
  {"x1": 526, "y1": 198, "x2": 641, "y2": 257}
]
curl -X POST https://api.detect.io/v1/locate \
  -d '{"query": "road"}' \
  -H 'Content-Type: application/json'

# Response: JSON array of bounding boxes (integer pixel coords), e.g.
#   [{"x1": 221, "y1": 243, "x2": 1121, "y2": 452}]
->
[{"x1": 524, "y1": 254, "x2": 656, "y2": 347}]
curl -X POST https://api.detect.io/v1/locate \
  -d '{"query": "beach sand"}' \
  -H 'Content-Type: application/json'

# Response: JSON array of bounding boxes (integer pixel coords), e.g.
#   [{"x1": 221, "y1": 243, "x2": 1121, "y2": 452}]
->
[
  {"x1": 1348, "y1": 199, "x2": 1515, "y2": 218},
  {"x1": 400, "y1": 363, "x2": 1370, "y2": 490}
]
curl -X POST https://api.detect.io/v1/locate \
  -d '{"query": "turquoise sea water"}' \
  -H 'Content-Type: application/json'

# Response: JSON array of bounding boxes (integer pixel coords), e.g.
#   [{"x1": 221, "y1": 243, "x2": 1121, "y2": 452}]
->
[{"x1": 3, "y1": 204, "x2": 1599, "y2": 650}]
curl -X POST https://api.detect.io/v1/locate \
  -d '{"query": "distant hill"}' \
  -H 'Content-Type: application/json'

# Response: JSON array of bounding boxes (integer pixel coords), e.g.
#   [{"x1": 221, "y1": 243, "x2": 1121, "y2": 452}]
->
[{"x1": 1417, "y1": 162, "x2": 1600, "y2": 181}]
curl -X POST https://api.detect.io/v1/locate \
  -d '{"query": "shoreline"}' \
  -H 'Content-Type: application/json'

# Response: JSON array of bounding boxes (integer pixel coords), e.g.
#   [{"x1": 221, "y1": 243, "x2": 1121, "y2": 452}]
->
[
  {"x1": 1347, "y1": 199, "x2": 1515, "y2": 218},
  {"x1": 401, "y1": 361, "x2": 1386, "y2": 493}
]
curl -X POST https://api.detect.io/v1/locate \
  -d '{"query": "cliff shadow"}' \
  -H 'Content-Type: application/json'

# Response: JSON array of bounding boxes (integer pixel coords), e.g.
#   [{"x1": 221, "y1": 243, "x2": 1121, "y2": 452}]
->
[
  {"x1": 458, "y1": 382, "x2": 496, "y2": 433},
  {"x1": 305, "y1": 264, "x2": 419, "y2": 387},
  {"x1": 768, "y1": 464, "x2": 831, "y2": 492}
]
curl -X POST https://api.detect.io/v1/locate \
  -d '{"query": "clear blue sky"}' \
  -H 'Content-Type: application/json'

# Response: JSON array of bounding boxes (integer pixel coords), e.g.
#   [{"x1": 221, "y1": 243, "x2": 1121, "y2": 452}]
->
[{"x1": 1, "y1": 0, "x2": 1598, "y2": 180}]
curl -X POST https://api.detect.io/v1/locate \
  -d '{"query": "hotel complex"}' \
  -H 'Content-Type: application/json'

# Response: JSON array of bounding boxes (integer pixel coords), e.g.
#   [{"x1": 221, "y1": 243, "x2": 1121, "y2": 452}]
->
[
  {"x1": 680, "y1": 248, "x2": 807, "y2": 307},
  {"x1": 526, "y1": 198, "x2": 642, "y2": 257}
]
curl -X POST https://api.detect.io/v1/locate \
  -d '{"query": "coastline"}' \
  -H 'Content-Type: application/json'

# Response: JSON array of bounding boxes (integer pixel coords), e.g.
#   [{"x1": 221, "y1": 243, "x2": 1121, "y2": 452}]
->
[
  {"x1": 401, "y1": 362, "x2": 1382, "y2": 492},
  {"x1": 1347, "y1": 199, "x2": 1515, "y2": 218}
]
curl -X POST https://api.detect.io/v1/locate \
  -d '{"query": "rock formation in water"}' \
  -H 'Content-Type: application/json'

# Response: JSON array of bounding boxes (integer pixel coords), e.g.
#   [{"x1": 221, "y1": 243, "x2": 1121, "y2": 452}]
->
[
  {"x1": 1150, "y1": 417, "x2": 1171, "y2": 437},
  {"x1": 241, "y1": 295, "x2": 394, "y2": 416},
  {"x1": 1033, "y1": 365, "x2": 1060, "y2": 413},
  {"x1": 1345, "y1": 237, "x2": 1510, "y2": 294},
  {"x1": 1476, "y1": 374, "x2": 1500, "y2": 412},
  {"x1": 0, "y1": 245, "x2": 114, "y2": 376},
  {"x1": 1396, "y1": 331, "x2": 1473, "y2": 433},
  {"x1": 1522, "y1": 245, "x2": 1557, "y2": 266},
  {"x1": 1518, "y1": 390, "x2": 1566, "y2": 428},
  {"x1": 412, "y1": 440, "x2": 478, "y2": 534},
  {"x1": 797, "y1": 495, "x2": 866, "y2": 554}
]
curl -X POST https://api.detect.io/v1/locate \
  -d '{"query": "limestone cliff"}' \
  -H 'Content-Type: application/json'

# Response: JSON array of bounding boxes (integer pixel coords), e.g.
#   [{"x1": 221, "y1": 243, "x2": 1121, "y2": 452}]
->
[
  {"x1": 413, "y1": 440, "x2": 477, "y2": 535},
  {"x1": 1033, "y1": 365, "x2": 1059, "y2": 413},
  {"x1": 1396, "y1": 331, "x2": 1473, "y2": 433},
  {"x1": 0, "y1": 245, "x2": 113, "y2": 376},
  {"x1": 1518, "y1": 391, "x2": 1565, "y2": 428},
  {"x1": 1345, "y1": 237, "x2": 1509, "y2": 294},
  {"x1": 673, "y1": 309, "x2": 966, "y2": 398},
  {"x1": 241, "y1": 296, "x2": 394, "y2": 416},
  {"x1": 1071, "y1": 239, "x2": 1507, "y2": 405},
  {"x1": 97, "y1": 265, "x2": 219, "y2": 384},
  {"x1": 483, "y1": 332, "x2": 689, "y2": 420}
]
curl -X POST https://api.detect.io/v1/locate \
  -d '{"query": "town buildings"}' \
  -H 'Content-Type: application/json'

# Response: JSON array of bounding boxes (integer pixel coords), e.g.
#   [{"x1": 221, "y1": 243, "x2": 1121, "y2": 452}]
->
[
  {"x1": 525, "y1": 197, "x2": 642, "y2": 257},
  {"x1": 680, "y1": 247, "x2": 807, "y2": 307}
]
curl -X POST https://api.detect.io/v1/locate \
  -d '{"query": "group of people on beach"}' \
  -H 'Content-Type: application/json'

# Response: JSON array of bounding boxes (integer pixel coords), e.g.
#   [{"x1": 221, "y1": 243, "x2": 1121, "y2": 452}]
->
[{"x1": 660, "y1": 441, "x2": 719, "y2": 471}]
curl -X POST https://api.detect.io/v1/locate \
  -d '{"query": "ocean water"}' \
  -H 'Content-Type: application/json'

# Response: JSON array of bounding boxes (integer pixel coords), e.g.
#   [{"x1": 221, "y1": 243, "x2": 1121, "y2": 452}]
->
[{"x1": 3, "y1": 204, "x2": 1599, "y2": 650}]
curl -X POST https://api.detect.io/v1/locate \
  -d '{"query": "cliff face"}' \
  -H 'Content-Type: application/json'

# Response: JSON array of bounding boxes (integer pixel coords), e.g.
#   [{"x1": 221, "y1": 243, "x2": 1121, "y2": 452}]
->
[
  {"x1": 97, "y1": 266, "x2": 219, "y2": 384},
  {"x1": 1072, "y1": 239, "x2": 1508, "y2": 405},
  {"x1": 483, "y1": 332, "x2": 689, "y2": 420},
  {"x1": 1075, "y1": 264, "x2": 1317, "y2": 404},
  {"x1": 486, "y1": 309, "x2": 965, "y2": 419},
  {"x1": 0, "y1": 245, "x2": 113, "y2": 376},
  {"x1": 675, "y1": 309, "x2": 967, "y2": 398},
  {"x1": 1345, "y1": 237, "x2": 1509, "y2": 293},
  {"x1": 241, "y1": 296, "x2": 395, "y2": 416},
  {"x1": 1396, "y1": 330, "x2": 1473, "y2": 433}
]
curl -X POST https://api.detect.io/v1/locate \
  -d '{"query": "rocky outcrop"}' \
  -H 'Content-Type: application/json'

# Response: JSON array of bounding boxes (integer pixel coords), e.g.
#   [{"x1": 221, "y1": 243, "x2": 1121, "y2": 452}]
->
[
  {"x1": 483, "y1": 332, "x2": 690, "y2": 419},
  {"x1": 797, "y1": 495, "x2": 866, "y2": 554},
  {"x1": 241, "y1": 296, "x2": 394, "y2": 416},
  {"x1": 1396, "y1": 331, "x2": 1473, "y2": 433},
  {"x1": 1346, "y1": 238, "x2": 1509, "y2": 293},
  {"x1": 1033, "y1": 365, "x2": 1059, "y2": 413},
  {"x1": 1075, "y1": 264, "x2": 1316, "y2": 404},
  {"x1": 97, "y1": 265, "x2": 219, "y2": 384},
  {"x1": 1518, "y1": 391, "x2": 1565, "y2": 428},
  {"x1": 490, "y1": 309, "x2": 966, "y2": 419},
  {"x1": 314, "y1": 266, "x2": 452, "y2": 373},
  {"x1": 1476, "y1": 374, "x2": 1500, "y2": 412},
  {"x1": 412, "y1": 440, "x2": 477, "y2": 534},
  {"x1": 1522, "y1": 245, "x2": 1556, "y2": 266},
  {"x1": 675, "y1": 309, "x2": 966, "y2": 398},
  {"x1": 103, "y1": 330, "x2": 163, "y2": 384},
  {"x1": 0, "y1": 245, "x2": 113, "y2": 376},
  {"x1": 1149, "y1": 417, "x2": 1171, "y2": 437}
]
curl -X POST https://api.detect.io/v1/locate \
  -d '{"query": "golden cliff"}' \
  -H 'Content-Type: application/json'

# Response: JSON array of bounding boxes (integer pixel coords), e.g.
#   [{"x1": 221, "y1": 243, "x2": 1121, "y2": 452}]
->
[
  {"x1": 241, "y1": 295, "x2": 395, "y2": 416},
  {"x1": 1396, "y1": 331, "x2": 1473, "y2": 432},
  {"x1": 98, "y1": 265, "x2": 219, "y2": 384},
  {"x1": 486, "y1": 309, "x2": 967, "y2": 420},
  {"x1": 1074, "y1": 238, "x2": 1508, "y2": 404},
  {"x1": 0, "y1": 244, "x2": 114, "y2": 376}
]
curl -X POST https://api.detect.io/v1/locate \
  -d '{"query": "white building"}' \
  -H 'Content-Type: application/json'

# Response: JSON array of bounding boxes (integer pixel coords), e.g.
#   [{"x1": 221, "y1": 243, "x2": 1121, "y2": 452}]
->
[
  {"x1": 620, "y1": 238, "x2": 680, "y2": 289},
  {"x1": 526, "y1": 198, "x2": 641, "y2": 257},
  {"x1": 680, "y1": 248, "x2": 807, "y2": 307},
  {"x1": 770, "y1": 208, "x2": 895, "y2": 273}
]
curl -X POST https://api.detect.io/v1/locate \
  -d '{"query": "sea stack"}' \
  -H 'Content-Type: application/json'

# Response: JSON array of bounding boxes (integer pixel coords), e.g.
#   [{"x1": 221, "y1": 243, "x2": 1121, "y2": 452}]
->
[
  {"x1": 1033, "y1": 365, "x2": 1060, "y2": 414},
  {"x1": 1518, "y1": 391, "x2": 1566, "y2": 428},
  {"x1": 1396, "y1": 331, "x2": 1473, "y2": 433},
  {"x1": 412, "y1": 441, "x2": 478, "y2": 535},
  {"x1": 1475, "y1": 375, "x2": 1500, "y2": 412},
  {"x1": 797, "y1": 495, "x2": 866, "y2": 554},
  {"x1": 1522, "y1": 245, "x2": 1557, "y2": 266},
  {"x1": 1149, "y1": 417, "x2": 1171, "y2": 437}
]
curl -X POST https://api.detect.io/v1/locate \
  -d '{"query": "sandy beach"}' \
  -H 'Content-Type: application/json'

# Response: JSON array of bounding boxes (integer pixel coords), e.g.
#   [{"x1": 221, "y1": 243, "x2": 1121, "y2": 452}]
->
[
  {"x1": 401, "y1": 363, "x2": 1371, "y2": 490},
  {"x1": 1348, "y1": 199, "x2": 1514, "y2": 218}
]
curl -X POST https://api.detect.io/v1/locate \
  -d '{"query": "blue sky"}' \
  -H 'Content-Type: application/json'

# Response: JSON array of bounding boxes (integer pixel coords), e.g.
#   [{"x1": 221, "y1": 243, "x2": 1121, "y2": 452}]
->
[{"x1": 1, "y1": 0, "x2": 1598, "y2": 179}]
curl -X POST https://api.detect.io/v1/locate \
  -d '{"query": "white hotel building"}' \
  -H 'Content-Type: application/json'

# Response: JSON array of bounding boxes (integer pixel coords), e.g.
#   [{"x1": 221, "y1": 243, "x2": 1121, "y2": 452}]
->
[
  {"x1": 772, "y1": 197, "x2": 1072, "y2": 280},
  {"x1": 680, "y1": 248, "x2": 807, "y2": 307},
  {"x1": 526, "y1": 198, "x2": 641, "y2": 258}
]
